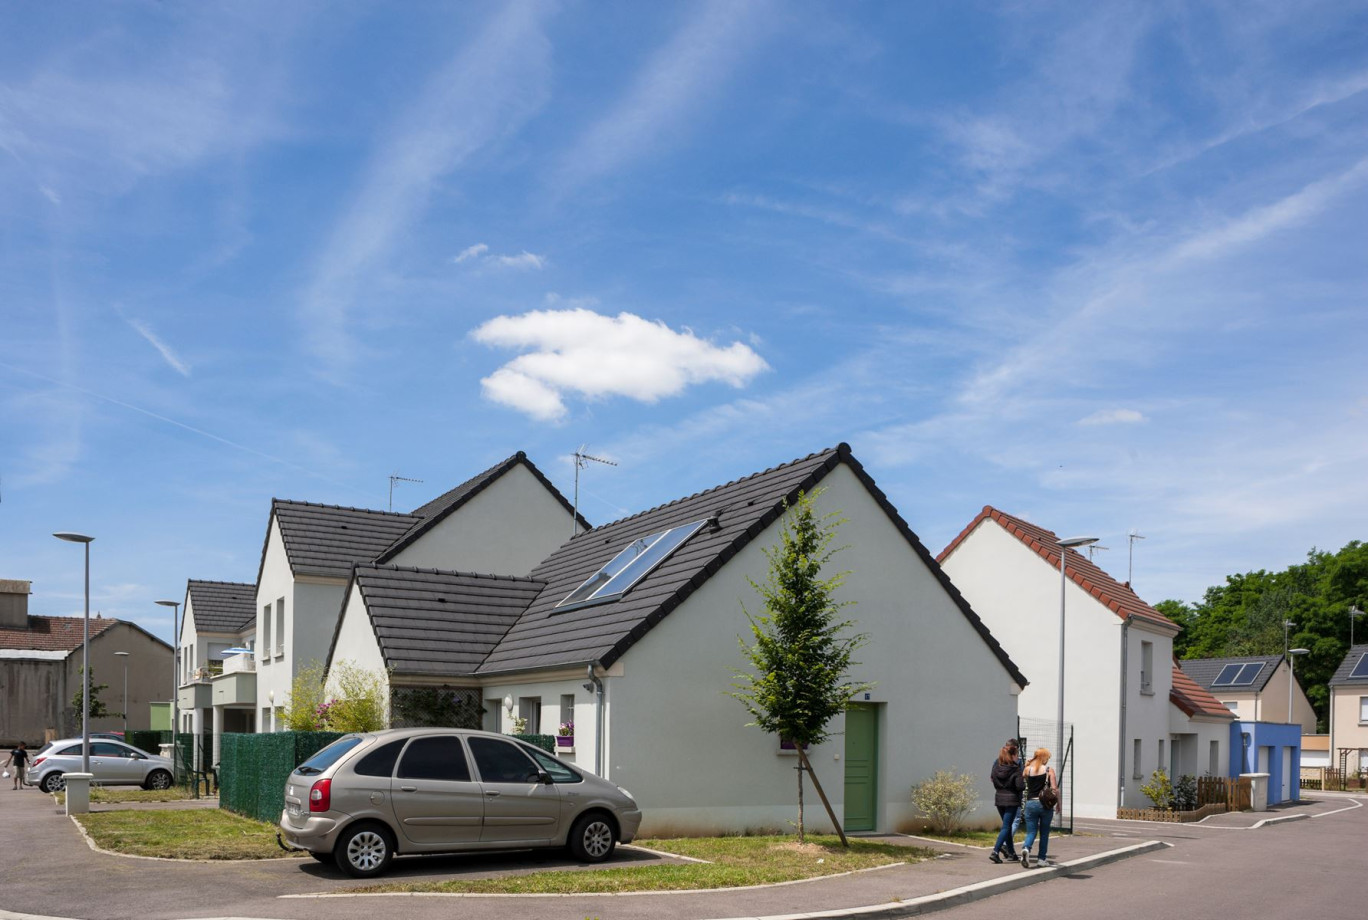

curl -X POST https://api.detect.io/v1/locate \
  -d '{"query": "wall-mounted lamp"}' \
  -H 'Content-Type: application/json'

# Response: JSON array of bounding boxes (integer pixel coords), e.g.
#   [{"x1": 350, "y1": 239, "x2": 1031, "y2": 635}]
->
[{"x1": 503, "y1": 694, "x2": 514, "y2": 713}]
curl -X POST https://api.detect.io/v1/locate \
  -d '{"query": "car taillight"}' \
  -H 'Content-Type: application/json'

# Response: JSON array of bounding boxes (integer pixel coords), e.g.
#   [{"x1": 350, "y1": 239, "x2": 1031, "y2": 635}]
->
[
  {"x1": 308, "y1": 778, "x2": 331, "y2": 813},
  {"x1": 31, "y1": 756, "x2": 45, "y2": 768}
]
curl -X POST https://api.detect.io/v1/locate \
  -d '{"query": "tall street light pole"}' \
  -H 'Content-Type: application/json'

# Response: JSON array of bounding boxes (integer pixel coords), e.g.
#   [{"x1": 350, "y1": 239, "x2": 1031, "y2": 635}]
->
[
  {"x1": 53, "y1": 532, "x2": 94, "y2": 774},
  {"x1": 1288, "y1": 648, "x2": 1309, "y2": 725},
  {"x1": 1282, "y1": 619, "x2": 1296, "y2": 722},
  {"x1": 156, "y1": 599, "x2": 181, "y2": 781},
  {"x1": 114, "y1": 651, "x2": 130, "y2": 735},
  {"x1": 1057, "y1": 535, "x2": 1099, "y2": 773}
]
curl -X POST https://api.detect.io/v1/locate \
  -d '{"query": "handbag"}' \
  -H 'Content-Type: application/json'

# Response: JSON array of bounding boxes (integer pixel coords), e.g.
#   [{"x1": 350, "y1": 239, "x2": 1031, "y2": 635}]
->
[{"x1": 1039, "y1": 773, "x2": 1059, "y2": 809}]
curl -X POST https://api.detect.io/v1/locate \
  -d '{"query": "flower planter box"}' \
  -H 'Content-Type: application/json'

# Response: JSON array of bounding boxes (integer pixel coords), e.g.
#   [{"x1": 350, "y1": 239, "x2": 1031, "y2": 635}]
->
[{"x1": 556, "y1": 735, "x2": 574, "y2": 748}]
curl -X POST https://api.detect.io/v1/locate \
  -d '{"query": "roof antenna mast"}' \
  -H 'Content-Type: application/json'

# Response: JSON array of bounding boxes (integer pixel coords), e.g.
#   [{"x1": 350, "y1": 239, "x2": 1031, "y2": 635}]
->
[
  {"x1": 1086, "y1": 543, "x2": 1110, "y2": 562},
  {"x1": 1128, "y1": 530, "x2": 1146, "y2": 586},
  {"x1": 572, "y1": 446, "x2": 616, "y2": 535},
  {"x1": 388, "y1": 474, "x2": 424, "y2": 512}
]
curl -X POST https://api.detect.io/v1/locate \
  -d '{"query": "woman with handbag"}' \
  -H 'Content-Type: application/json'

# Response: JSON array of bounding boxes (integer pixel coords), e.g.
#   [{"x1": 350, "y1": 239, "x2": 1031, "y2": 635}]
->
[{"x1": 1020, "y1": 747, "x2": 1058, "y2": 869}]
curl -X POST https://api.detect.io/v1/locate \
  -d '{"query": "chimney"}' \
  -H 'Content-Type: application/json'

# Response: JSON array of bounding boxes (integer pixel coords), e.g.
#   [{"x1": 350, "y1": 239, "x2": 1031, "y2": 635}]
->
[{"x1": 0, "y1": 580, "x2": 31, "y2": 629}]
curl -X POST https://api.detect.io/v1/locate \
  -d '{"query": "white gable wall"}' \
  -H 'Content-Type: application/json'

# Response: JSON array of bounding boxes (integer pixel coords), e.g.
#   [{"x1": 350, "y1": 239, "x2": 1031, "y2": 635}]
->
[
  {"x1": 389, "y1": 464, "x2": 584, "y2": 575},
  {"x1": 180, "y1": 594, "x2": 200, "y2": 688},
  {"x1": 604, "y1": 464, "x2": 1020, "y2": 836},
  {"x1": 940, "y1": 520, "x2": 1127, "y2": 818},
  {"x1": 326, "y1": 583, "x2": 389, "y2": 706},
  {"x1": 1123, "y1": 621, "x2": 1176, "y2": 809}
]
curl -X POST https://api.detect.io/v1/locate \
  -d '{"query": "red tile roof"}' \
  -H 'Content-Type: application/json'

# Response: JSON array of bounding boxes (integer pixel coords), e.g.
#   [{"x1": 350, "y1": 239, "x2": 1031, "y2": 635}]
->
[
  {"x1": 938, "y1": 506, "x2": 1178, "y2": 633},
  {"x1": 0, "y1": 615, "x2": 119, "y2": 652},
  {"x1": 1170, "y1": 662, "x2": 1236, "y2": 720}
]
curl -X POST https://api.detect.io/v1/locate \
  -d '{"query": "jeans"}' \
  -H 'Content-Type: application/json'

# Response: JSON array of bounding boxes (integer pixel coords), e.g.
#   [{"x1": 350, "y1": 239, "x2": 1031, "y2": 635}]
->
[
  {"x1": 993, "y1": 804, "x2": 1019, "y2": 855},
  {"x1": 1022, "y1": 798, "x2": 1053, "y2": 859}
]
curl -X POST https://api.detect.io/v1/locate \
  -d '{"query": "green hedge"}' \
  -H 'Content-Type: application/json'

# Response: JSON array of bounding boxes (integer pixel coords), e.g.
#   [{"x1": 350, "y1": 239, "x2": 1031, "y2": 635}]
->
[
  {"x1": 219, "y1": 731, "x2": 344, "y2": 823},
  {"x1": 126, "y1": 731, "x2": 194, "y2": 784},
  {"x1": 514, "y1": 733, "x2": 555, "y2": 753}
]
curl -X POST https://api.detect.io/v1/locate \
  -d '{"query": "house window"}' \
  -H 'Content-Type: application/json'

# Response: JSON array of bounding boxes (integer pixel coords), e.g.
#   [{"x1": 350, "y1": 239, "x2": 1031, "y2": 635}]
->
[
  {"x1": 1360, "y1": 696, "x2": 1368, "y2": 724},
  {"x1": 1209, "y1": 740, "x2": 1220, "y2": 776},
  {"x1": 1158, "y1": 739, "x2": 1165, "y2": 773},
  {"x1": 1133, "y1": 739, "x2": 1142, "y2": 779},
  {"x1": 1223, "y1": 701, "x2": 1239, "y2": 713},
  {"x1": 1140, "y1": 641, "x2": 1153, "y2": 693},
  {"x1": 518, "y1": 696, "x2": 542, "y2": 734},
  {"x1": 261, "y1": 604, "x2": 272, "y2": 662},
  {"x1": 557, "y1": 519, "x2": 708, "y2": 610},
  {"x1": 274, "y1": 598, "x2": 285, "y2": 658},
  {"x1": 560, "y1": 694, "x2": 575, "y2": 737},
  {"x1": 484, "y1": 699, "x2": 502, "y2": 733},
  {"x1": 260, "y1": 707, "x2": 270, "y2": 732}
]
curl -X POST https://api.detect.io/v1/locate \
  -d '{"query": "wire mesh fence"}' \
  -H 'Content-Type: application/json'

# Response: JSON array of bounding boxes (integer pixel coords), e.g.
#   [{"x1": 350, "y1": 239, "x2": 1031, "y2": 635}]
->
[{"x1": 1016, "y1": 716, "x2": 1074, "y2": 833}]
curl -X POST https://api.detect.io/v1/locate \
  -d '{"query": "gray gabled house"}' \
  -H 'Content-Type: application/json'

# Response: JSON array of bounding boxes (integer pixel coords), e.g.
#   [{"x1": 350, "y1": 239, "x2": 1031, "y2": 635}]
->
[{"x1": 327, "y1": 444, "x2": 1026, "y2": 836}]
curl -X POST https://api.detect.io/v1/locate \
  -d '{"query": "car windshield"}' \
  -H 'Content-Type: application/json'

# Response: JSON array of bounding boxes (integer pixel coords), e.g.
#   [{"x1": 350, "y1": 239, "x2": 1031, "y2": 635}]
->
[{"x1": 293, "y1": 736, "x2": 364, "y2": 776}]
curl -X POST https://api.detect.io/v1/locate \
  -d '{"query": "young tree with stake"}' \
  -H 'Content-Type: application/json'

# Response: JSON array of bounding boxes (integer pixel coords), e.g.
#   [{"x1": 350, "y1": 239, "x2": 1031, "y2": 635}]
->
[{"x1": 732, "y1": 489, "x2": 870, "y2": 845}]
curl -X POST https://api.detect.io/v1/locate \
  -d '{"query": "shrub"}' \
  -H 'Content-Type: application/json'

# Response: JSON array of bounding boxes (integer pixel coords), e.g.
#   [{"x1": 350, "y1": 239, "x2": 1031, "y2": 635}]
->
[
  {"x1": 1141, "y1": 769, "x2": 1174, "y2": 810},
  {"x1": 910, "y1": 770, "x2": 977, "y2": 834},
  {"x1": 1172, "y1": 774, "x2": 1198, "y2": 811}
]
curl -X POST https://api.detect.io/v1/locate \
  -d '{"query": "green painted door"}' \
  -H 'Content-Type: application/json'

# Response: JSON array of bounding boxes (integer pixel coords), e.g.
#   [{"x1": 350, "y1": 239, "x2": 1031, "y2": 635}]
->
[{"x1": 843, "y1": 704, "x2": 879, "y2": 832}]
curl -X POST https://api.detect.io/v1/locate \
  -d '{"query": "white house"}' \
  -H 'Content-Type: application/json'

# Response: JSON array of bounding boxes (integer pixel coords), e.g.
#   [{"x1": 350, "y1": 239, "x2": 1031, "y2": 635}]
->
[
  {"x1": 938, "y1": 506, "x2": 1234, "y2": 818},
  {"x1": 176, "y1": 580, "x2": 256, "y2": 766},
  {"x1": 1178, "y1": 656, "x2": 1316, "y2": 732},
  {"x1": 327, "y1": 444, "x2": 1027, "y2": 836},
  {"x1": 181, "y1": 452, "x2": 586, "y2": 763},
  {"x1": 1327, "y1": 645, "x2": 1368, "y2": 776}
]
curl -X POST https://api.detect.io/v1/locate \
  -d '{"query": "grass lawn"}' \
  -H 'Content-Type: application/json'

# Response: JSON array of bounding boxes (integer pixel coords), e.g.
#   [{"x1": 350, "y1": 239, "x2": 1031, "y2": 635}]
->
[
  {"x1": 75, "y1": 809, "x2": 304, "y2": 860},
  {"x1": 351, "y1": 835, "x2": 936, "y2": 894},
  {"x1": 55, "y1": 787, "x2": 195, "y2": 806}
]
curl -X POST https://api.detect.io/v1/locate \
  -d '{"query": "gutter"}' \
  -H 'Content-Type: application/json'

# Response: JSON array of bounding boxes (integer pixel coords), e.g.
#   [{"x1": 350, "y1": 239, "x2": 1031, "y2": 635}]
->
[
  {"x1": 1117, "y1": 617, "x2": 1130, "y2": 810},
  {"x1": 585, "y1": 663, "x2": 605, "y2": 777}
]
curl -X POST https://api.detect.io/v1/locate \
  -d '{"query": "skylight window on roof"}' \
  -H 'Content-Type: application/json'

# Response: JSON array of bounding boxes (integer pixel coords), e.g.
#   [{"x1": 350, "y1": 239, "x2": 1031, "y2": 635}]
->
[
  {"x1": 1234, "y1": 662, "x2": 1263, "y2": 685},
  {"x1": 1350, "y1": 654, "x2": 1368, "y2": 679},
  {"x1": 1212, "y1": 663, "x2": 1243, "y2": 687},
  {"x1": 558, "y1": 520, "x2": 708, "y2": 610}
]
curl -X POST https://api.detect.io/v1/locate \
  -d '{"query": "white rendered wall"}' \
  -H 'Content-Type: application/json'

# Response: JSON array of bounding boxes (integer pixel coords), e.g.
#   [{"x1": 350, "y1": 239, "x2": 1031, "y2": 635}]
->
[
  {"x1": 1330, "y1": 688, "x2": 1368, "y2": 764},
  {"x1": 327, "y1": 584, "x2": 389, "y2": 703},
  {"x1": 1260, "y1": 664, "x2": 1317, "y2": 732},
  {"x1": 1120, "y1": 623, "x2": 1176, "y2": 810},
  {"x1": 941, "y1": 520, "x2": 1128, "y2": 818},
  {"x1": 389, "y1": 464, "x2": 585, "y2": 575},
  {"x1": 181, "y1": 595, "x2": 200, "y2": 688},
  {"x1": 477, "y1": 673, "x2": 602, "y2": 776},
  {"x1": 598, "y1": 464, "x2": 1019, "y2": 836}
]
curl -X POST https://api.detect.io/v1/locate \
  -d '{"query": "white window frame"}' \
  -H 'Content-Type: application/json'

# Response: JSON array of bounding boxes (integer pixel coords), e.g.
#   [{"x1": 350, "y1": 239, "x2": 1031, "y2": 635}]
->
[
  {"x1": 1359, "y1": 696, "x2": 1368, "y2": 724},
  {"x1": 1140, "y1": 640, "x2": 1154, "y2": 694},
  {"x1": 274, "y1": 597, "x2": 285, "y2": 659}
]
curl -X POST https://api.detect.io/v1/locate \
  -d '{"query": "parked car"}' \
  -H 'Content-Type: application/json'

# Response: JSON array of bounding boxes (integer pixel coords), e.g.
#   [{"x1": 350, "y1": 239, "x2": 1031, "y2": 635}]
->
[
  {"x1": 26, "y1": 738, "x2": 174, "y2": 793},
  {"x1": 277, "y1": 728, "x2": 642, "y2": 878}
]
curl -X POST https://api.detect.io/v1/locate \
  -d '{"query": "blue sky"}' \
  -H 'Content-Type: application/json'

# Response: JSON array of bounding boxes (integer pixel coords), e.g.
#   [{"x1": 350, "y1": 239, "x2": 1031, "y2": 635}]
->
[{"x1": 3, "y1": 1, "x2": 1367, "y2": 645}]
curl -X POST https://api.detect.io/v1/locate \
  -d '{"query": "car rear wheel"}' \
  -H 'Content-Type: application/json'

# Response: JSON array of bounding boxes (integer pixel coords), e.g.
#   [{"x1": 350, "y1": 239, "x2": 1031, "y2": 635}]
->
[
  {"x1": 568, "y1": 812, "x2": 616, "y2": 862},
  {"x1": 40, "y1": 772, "x2": 65, "y2": 794},
  {"x1": 143, "y1": 770, "x2": 173, "y2": 790},
  {"x1": 334, "y1": 823, "x2": 395, "y2": 878}
]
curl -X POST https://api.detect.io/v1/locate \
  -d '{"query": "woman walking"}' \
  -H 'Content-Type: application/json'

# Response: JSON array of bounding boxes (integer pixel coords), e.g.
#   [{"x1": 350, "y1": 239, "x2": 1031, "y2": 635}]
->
[
  {"x1": 988, "y1": 739, "x2": 1022, "y2": 863},
  {"x1": 1020, "y1": 747, "x2": 1058, "y2": 869}
]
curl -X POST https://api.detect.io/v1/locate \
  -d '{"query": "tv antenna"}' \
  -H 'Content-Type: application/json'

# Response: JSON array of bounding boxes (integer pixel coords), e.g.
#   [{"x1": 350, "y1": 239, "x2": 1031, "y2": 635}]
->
[
  {"x1": 388, "y1": 474, "x2": 424, "y2": 512},
  {"x1": 572, "y1": 446, "x2": 616, "y2": 534},
  {"x1": 1086, "y1": 544, "x2": 1110, "y2": 562},
  {"x1": 1128, "y1": 530, "x2": 1146, "y2": 586}
]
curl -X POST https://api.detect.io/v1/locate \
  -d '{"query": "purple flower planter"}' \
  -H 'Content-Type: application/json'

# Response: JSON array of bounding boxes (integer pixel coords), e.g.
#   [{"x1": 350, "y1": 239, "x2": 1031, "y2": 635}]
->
[{"x1": 556, "y1": 735, "x2": 574, "y2": 747}]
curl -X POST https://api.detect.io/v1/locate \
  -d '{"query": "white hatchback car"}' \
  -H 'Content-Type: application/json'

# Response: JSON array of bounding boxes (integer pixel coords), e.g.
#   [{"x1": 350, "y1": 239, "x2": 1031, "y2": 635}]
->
[
  {"x1": 27, "y1": 738, "x2": 175, "y2": 793},
  {"x1": 278, "y1": 728, "x2": 643, "y2": 878}
]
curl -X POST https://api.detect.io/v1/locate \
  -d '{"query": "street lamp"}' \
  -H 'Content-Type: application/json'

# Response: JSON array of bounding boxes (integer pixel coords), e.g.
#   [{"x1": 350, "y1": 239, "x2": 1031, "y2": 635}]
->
[
  {"x1": 1288, "y1": 648, "x2": 1309, "y2": 725},
  {"x1": 1350, "y1": 606, "x2": 1364, "y2": 648},
  {"x1": 113, "y1": 651, "x2": 130, "y2": 735},
  {"x1": 156, "y1": 599, "x2": 181, "y2": 781},
  {"x1": 53, "y1": 532, "x2": 94, "y2": 774},
  {"x1": 1057, "y1": 535, "x2": 1099, "y2": 773}
]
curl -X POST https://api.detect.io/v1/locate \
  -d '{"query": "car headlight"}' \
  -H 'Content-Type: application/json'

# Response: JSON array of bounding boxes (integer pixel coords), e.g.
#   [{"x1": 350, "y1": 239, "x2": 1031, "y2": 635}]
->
[{"x1": 615, "y1": 785, "x2": 635, "y2": 802}]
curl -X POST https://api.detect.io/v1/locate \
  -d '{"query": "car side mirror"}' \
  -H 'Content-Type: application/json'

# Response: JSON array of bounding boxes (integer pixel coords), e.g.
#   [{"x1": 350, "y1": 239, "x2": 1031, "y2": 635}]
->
[{"x1": 538, "y1": 770, "x2": 554, "y2": 785}]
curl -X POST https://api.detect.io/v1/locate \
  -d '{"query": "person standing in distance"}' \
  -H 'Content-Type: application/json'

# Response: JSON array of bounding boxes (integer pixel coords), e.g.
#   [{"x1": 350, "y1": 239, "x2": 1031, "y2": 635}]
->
[{"x1": 988, "y1": 739, "x2": 1023, "y2": 863}]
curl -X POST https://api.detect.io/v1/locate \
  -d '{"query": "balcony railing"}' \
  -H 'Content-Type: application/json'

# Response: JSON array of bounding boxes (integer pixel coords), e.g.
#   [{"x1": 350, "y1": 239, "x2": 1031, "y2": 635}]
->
[{"x1": 222, "y1": 654, "x2": 256, "y2": 675}]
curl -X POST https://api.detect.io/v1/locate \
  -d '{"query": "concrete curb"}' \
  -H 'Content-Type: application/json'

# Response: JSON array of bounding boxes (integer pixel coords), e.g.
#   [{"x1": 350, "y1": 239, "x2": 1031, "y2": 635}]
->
[{"x1": 698, "y1": 839, "x2": 1171, "y2": 920}]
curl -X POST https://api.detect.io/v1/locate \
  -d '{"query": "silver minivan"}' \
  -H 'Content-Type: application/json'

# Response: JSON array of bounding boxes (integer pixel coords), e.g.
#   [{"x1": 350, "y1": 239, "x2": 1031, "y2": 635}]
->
[{"x1": 278, "y1": 728, "x2": 642, "y2": 878}]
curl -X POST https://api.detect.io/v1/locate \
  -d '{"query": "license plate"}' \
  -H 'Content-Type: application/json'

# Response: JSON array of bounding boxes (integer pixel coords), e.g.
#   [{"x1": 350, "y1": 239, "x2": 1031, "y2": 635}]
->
[{"x1": 288, "y1": 803, "x2": 301, "y2": 817}]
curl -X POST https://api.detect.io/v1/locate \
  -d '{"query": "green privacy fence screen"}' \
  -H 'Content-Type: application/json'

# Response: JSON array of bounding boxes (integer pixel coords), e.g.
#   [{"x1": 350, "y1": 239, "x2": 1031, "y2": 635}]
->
[
  {"x1": 514, "y1": 734, "x2": 555, "y2": 753},
  {"x1": 126, "y1": 731, "x2": 194, "y2": 784},
  {"x1": 219, "y1": 731, "x2": 343, "y2": 823}
]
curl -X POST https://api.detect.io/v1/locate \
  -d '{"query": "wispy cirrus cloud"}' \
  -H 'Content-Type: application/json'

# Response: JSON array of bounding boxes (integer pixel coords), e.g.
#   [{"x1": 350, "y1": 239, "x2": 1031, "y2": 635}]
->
[
  {"x1": 119, "y1": 311, "x2": 191, "y2": 377},
  {"x1": 1078, "y1": 408, "x2": 1145, "y2": 426},
  {"x1": 300, "y1": 2, "x2": 553, "y2": 373},
  {"x1": 453, "y1": 243, "x2": 489, "y2": 263},
  {"x1": 470, "y1": 308, "x2": 769, "y2": 421},
  {"x1": 452, "y1": 243, "x2": 547, "y2": 270},
  {"x1": 554, "y1": 0, "x2": 775, "y2": 190}
]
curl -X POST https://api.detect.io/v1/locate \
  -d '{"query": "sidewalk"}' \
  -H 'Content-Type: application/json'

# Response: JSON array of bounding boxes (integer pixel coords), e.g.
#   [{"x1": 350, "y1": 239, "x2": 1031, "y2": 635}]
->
[{"x1": 0, "y1": 787, "x2": 1163, "y2": 920}]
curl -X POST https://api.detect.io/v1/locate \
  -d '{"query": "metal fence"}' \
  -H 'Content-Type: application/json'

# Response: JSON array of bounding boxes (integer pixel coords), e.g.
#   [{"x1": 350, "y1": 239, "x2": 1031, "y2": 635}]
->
[{"x1": 1016, "y1": 716, "x2": 1074, "y2": 834}]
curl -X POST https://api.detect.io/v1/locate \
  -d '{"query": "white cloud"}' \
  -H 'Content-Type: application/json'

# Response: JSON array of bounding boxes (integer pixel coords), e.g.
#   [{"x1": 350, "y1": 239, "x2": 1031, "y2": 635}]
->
[
  {"x1": 491, "y1": 251, "x2": 546, "y2": 270},
  {"x1": 1078, "y1": 408, "x2": 1146, "y2": 426},
  {"x1": 39, "y1": 185, "x2": 60, "y2": 205},
  {"x1": 121, "y1": 315, "x2": 191, "y2": 377},
  {"x1": 470, "y1": 308, "x2": 769, "y2": 421},
  {"x1": 454, "y1": 243, "x2": 488, "y2": 263}
]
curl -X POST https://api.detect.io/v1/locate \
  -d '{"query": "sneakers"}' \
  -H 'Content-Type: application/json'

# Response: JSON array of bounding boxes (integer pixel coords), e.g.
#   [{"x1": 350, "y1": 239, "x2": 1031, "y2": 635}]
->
[
  {"x1": 989, "y1": 851, "x2": 1003, "y2": 864},
  {"x1": 1020, "y1": 848, "x2": 1031, "y2": 869}
]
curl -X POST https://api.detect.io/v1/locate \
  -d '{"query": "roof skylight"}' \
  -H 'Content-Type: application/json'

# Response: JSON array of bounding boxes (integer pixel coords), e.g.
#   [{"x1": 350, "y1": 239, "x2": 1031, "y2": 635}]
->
[
  {"x1": 558, "y1": 520, "x2": 707, "y2": 610},
  {"x1": 1212, "y1": 662, "x2": 1262, "y2": 687},
  {"x1": 1350, "y1": 653, "x2": 1368, "y2": 680}
]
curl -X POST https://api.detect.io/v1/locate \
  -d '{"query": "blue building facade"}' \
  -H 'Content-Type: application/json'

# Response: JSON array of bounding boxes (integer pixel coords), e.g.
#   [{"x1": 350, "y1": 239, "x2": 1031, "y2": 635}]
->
[{"x1": 1231, "y1": 721, "x2": 1302, "y2": 804}]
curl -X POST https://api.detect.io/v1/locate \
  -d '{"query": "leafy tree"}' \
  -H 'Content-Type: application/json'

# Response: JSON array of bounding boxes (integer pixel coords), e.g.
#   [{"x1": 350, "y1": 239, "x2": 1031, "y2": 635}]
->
[
  {"x1": 71, "y1": 666, "x2": 113, "y2": 719},
  {"x1": 732, "y1": 489, "x2": 870, "y2": 844},
  {"x1": 324, "y1": 661, "x2": 389, "y2": 733},
  {"x1": 280, "y1": 662, "x2": 329, "y2": 731}
]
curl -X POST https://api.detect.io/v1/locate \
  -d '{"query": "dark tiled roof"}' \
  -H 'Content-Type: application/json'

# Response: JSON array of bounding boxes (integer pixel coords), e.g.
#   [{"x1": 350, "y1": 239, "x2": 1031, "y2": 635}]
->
[
  {"x1": 1180, "y1": 655, "x2": 1281, "y2": 693},
  {"x1": 1330, "y1": 645, "x2": 1368, "y2": 687},
  {"x1": 271, "y1": 501, "x2": 420, "y2": 578},
  {"x1": 476, "y1": 444, "x2": 1028, "y2": 688},
  {"x1": 938, "y1": 507, "x2": 1179, "y2": 633},
  {"x1": 0, "y1": 615, "x2": 118, "y2": 652},
  {"x1": 343, "y1": 565, "x2": 544, "y2": 677},
  {"x1": 1170, "y1": 662, "x2": 1235, "y2": 719},
  {"x1": 186, "y1": 580, "x2": 256, "y2": 633},
  {"x1": 377, "y1": 452, "x2": 589, "y2": 564}
]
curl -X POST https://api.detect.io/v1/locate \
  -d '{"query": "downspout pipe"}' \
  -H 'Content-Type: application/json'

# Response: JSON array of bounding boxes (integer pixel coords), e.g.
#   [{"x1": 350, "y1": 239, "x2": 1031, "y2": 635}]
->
[
  {"x1": 585, "y1": 664, "x2": 605, "y2": 776},
  {"x1": 1117, "y1": 617, "x2": 1130, "y2": 811}
]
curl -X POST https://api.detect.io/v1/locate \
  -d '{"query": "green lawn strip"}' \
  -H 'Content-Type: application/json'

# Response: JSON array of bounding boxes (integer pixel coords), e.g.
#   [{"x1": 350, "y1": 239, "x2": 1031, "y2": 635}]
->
[
  {"x1": 56, "y1": 787, "x2": 195, "y2": 806},
  {"x1": 75, "y1": 809, "x2": 304, "y2": 860},
  {"x1": 909, "y1": 827, "x2": 1086, "y2": 847},
  {"x1": 351, "y1": 835, "x2": 934, "y2": 894}
]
